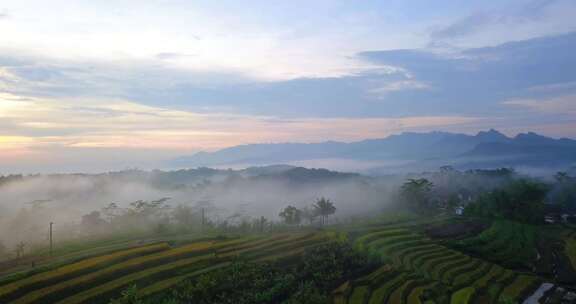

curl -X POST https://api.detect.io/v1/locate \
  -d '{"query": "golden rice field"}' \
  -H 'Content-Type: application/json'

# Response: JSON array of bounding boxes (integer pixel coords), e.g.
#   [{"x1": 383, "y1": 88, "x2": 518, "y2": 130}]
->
[
  {"x1": 330, "y1": 217, "x2": 576, "y2": 304},
  {"x1": 1, "y1": 217, "x2": 575, "y2": 304},
  {"x1": 0, "y1": 232, "x2": 329, "y2": 304}
]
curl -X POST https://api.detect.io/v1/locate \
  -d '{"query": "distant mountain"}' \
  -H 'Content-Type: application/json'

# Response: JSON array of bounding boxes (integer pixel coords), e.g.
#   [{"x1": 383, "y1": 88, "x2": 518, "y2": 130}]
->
[{"x1": 169, "y1": 130, "x2": 576, "y2": 174}]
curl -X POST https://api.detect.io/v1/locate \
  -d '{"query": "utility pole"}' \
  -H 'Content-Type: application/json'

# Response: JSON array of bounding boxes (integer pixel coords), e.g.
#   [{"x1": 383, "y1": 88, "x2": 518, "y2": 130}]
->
[
  {"x1": 201, "y1": 208, "x2": 205, "y2": 232},
  {"x1": 49, "y1": 222, "x2": 53, "y2": 257},
  {"x1": 260, "y1": 216, "x2": 265, "y2": 233}
]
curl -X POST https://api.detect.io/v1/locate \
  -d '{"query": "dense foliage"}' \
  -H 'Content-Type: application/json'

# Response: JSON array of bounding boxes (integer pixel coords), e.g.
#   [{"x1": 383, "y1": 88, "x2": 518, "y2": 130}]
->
[
  {"x1": 110, "y1": 241, "x2": 373, "y2": 304},
  {"x1": 549, "y1": 172, "x2": 576, "y2": 212},
  {"x1": 463, "y1": 179, "x2": 548, "y2": 224},
  {"x1": 400, "y1": 178, "x2": 435, "y2": 213}
]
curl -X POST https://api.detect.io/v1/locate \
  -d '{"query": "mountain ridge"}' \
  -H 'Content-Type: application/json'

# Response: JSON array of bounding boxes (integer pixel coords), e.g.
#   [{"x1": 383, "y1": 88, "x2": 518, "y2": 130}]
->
[{"x1": 169, "y1": 130, "x2": 576, "y2": 173}]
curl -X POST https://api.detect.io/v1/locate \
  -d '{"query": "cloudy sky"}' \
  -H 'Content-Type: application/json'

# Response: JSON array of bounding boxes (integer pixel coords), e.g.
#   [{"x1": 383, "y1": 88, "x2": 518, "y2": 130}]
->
[{"x1": 1, "y1": 0, "x2": 576, "y2": 172}]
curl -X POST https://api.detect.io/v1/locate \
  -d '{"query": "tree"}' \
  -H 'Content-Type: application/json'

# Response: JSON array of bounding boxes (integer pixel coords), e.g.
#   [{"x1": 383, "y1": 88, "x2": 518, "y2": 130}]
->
[
  {"x1": 0, "y1": 240, "x2": 8, "y2": 259},
  {"x1": 550, "y1": 172, "x2": 576, "y2": 212},
  {"x1": 313, "y1": 198, "x2": 336, "y2": 226},
  {"x1": 401, "y1": 178, "x2": 434, "y2": 212},
  {"x1": 81, "y1": 211, "x2": 107, "y2": 234},
  {"x1": 258, "y1": 216, "x2": 268, "y2": 232},
  {"x1": 172, "y1": 205, "x2": 196, "y2": 230},
  {"x1": 102, "y1": 203, "x2": 121, "y2": 222},
  {"x1": 439, "y1": 165, "x2": 456, "y2": 173},
  {"x1": 301, "y1": 206, "x2": 318, "y2": 225},
  {"x1": 464, "y1": 179, "x2": 548, "y2": 224},
  {"x1": 279, "y1": 205, "x2": 302, "y2": 226},
  {"x1": 555, "y1": 171, "x2": 571, "y2": 183},
  {"x1": 15, "y1": 241, "x2": 26, "y2": 259}
]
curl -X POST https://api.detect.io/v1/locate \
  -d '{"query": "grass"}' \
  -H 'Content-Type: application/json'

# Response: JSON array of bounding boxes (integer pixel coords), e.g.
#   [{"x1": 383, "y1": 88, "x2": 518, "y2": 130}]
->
[
  {"x1": 473, "y1": 266, "x2": 505, "y2": 288},
  {"x1": 351, "y1": 265, "x2": 392, "y2": 286},
  {"x1": 449, "y1": 221, "x2": 537, "y2": 268},
  {"x1": 23, "y1": 257, "x2": 215, "y2": 304},
  {"x1": 429, "y1": 256, "x2": 470, "y2": 282},
  {"x1": 139, "y1": 262, "x2": 233, "y2": 298},
  {"x1": 387, "y1": 279, "x2": 414, "y2": 304},
  {"x1": 55, "y1": 256, "x2": 219, "y2": 304},
  {"x1": 397, "y1": 244, "x2": 442, "y2": 265},
  {"x1": 348, "y1": 285, "x2": 370, "y2": 304},
  {"x1": 367, "y1": 272, "x2": 407, "y2": 304},
  {"x1": 2, "y1": 215, "x2": 555, "y2": 304},
  {"x1": 499, "y1": 275, "x2": 539, "y2": 301},
  {"x1": 52, "y1": 234, "x2": 324, "y2": 304},
  {"x1": 450, "y1": 287, "x2": 474, "y2": 304},
  {"x1": 565, "y1": 238, "x2": 576, "y2": 270},
  {"x1": 332, "y1": 281, "x2": 351, "y2": 304},
  {"x1": 406, "y1": 282, "x2": 435, "y2": 304},
  {"x1": 354, "y1": 229, "x2": 411, "y2": 250},
  {"x1": 451, "y1": 262, "x2": 491, "y2": 288},
  {"x1": 12, "y1": 238, "x2": 267, "y2": 304},
  {"x1": 342, "y1": 217, "x2": 541, "y2": 304},
  {"x1": 0, "y1": 243, "x2": 169, "y2": 302},
  {"x1": 440, "y1": 259, "x2": 481, "y2": 285}
]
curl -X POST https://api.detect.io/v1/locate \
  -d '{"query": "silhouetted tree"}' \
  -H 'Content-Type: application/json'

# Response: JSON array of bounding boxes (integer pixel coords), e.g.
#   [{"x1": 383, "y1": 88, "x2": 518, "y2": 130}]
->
[
  {"x1": 550, "y1": 172, "x2": 576, "y2": 212},
  {"x1": 15, "y1": 242, "x2": 26, "y2": 259},
  {"x1": 279, "y1": 205, "x2": 302, "y2": 226},
  {"x1": 81, "y1": 211, "x2": 107, "y2": 234},
  {"x1": 401, "y1": 178, "x2": 434, "y2": 212},
  {"x1": 313, "y1": 198, "x2": 336, "y2": 226},
  {"x1": 101, "y1": 203, "x2": 121, "y2": 222},
  {"x1": 301, "y1": 206, "x2": 318, "y2": 225},
  {"x1": 172, "y1": 205, "x2": 196, "y2": 229},
  {"x1": 0, "y1": 241, "x2": 7, "y2": 259},
  {"x1": 555, "y1": 171, "x2": 571, "y2": 183}
]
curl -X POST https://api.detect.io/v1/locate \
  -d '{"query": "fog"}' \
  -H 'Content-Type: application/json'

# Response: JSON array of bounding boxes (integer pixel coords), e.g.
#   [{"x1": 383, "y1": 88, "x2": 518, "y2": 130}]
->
[
  {"x1": 0, "y1": 168, "x2": 396, "y2": 250},
  {"x1": 1, "y1": 165, "x2": 571, "y2": 256}
]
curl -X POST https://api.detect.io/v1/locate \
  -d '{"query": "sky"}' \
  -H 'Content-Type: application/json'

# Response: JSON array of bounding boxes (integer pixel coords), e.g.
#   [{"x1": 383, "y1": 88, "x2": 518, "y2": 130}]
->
[{"x1": 0, "y1": 0, "x2": 576, "y2": 172}]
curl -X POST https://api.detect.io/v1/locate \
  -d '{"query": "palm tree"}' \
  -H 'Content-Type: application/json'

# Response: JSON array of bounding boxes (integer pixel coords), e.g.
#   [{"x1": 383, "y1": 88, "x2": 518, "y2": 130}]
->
[
  {"x1": 555, "y1": 171, "x2": 571, "y2": 183},
  {"x1": 313, "y1": 198, "x2": 336, "y2": 226}
]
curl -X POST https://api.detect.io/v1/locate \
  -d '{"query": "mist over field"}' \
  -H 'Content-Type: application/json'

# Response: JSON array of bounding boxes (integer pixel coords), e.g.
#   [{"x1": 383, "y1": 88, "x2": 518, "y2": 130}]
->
[
  {"x1": 0, "y1": 167, "x2": 395, "y2": 247},
  {"x1": 2, "y1": 1, "x2": 576, "y2": 303}
]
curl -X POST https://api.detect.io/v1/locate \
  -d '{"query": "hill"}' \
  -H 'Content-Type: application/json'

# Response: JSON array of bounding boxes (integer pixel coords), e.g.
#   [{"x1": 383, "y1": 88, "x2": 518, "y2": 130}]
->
[{"x1": 169, "y1": 130, "x2": 576, "y2": 173}]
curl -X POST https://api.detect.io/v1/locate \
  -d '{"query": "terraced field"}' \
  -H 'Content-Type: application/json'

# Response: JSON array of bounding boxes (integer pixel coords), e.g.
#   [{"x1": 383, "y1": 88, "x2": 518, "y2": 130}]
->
[
  {"x1": 0, "y1": 232, "x2": 329, "y2": 304},
  {"x1": 2, "y1": 217, "x2": 576, "y2": 304},
  {"x1": 446, "y1": 221, "x2": 538, "y2": 270},
  {"x1": 333, "y1": 219, "x2": 560, "y2": 304}
]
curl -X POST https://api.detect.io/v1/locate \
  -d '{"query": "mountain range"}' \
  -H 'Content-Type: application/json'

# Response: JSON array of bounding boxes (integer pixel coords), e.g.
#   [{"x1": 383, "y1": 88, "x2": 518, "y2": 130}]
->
[{"x1": 169, "y1": 130, "x2": 576, "y2": 174}]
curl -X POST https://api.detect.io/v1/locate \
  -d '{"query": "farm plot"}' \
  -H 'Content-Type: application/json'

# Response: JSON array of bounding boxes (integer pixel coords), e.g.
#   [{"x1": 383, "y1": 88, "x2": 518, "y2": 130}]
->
[
  {"x1": 0, "y1": 243, "x2": 170, "y2": 303},
  {"x1": 0, "y1": 232, "x2": 329, "y2": 304},
  {"x1": 446, "y1": 220, "x2": 538, "y2": 270},
  {"x1": 340, "y1": 221, "x2": 545, "y2": 304}
]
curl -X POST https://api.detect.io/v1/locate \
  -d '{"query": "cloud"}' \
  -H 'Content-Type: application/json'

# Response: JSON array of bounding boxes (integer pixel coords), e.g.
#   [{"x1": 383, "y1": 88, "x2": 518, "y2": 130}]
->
[
  {"x1": 2, "y1": 31, "x2": 576, "y2": 122},
  {"x1": 358, "y1": 31, "x2": 576, "y2": 116},
  {"x1": 0, "y1": 92, "x2": 482, "y2": 148},
  {"x1": 0, "y1": 91, "x2": 487, "y2": 172},
  {"x1": 155, "y1": 52, "x2": 196, "y2": 60},
  {"x1": 429, "y1": 0, "x2": 576, "y2": 46},
  {"x1": 431, "y1": 13, "x2": 492, "y2": 40},
  {"x1": 369, "y1": 80, "x2": 432, "y2": 98},
  {"x1": 504, "y1": 95, "x2": 576, "y2": 114}
]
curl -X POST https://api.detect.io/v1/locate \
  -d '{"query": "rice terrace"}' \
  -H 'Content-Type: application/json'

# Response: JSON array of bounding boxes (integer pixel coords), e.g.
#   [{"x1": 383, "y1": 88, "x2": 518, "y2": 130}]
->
[
  {"x1": 2, "y1": 0, "x2": 576, "y2": 303},
  {"x1": 1, "y1": 185, "x2": 576, "y2": 304}
]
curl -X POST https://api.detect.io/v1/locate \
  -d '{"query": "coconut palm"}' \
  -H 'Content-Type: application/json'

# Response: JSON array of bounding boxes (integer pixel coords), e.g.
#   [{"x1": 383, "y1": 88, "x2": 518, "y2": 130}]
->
[
  {"x1": 555, "y1": 171, "x2": 571, "y2": 183},
  {"x1": 313, "y1": 197, "x2": 336, "y2": 226}
]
